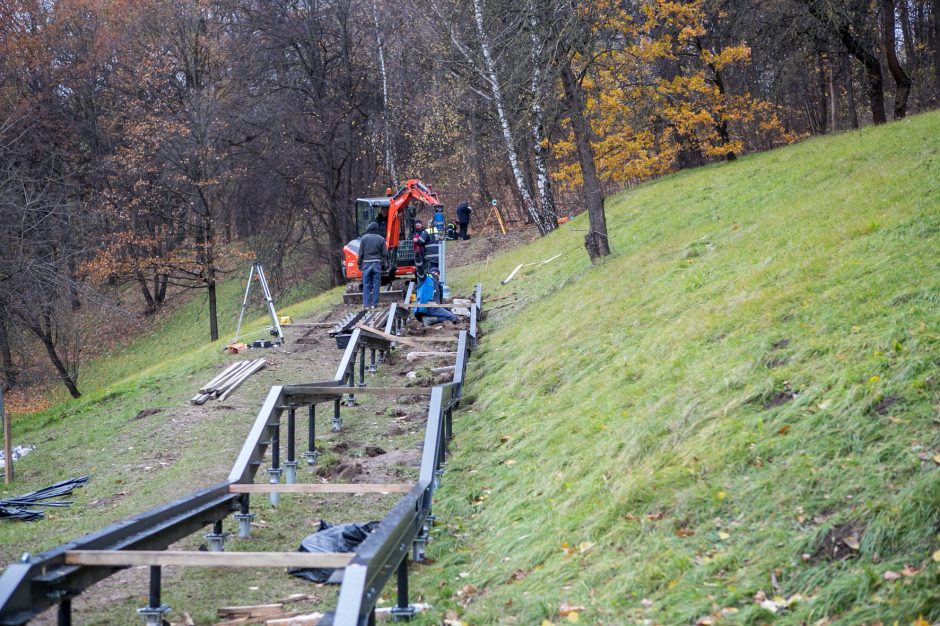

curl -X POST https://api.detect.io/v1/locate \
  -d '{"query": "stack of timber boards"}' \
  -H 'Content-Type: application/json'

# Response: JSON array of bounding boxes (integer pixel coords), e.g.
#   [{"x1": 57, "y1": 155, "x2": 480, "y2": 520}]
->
[{"x1": 191, "y1": 358, "x2": 267, "y2": 405}]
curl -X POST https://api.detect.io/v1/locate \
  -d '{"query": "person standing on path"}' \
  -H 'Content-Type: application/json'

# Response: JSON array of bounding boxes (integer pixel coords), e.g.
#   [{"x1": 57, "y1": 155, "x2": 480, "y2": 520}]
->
[
  {"x1": 412, "y1": 219, "x2": 432, "y2": 280},
  {"x1": 455, "y1": 200, "x2": 472, "y2": 240},
  {"x1": 357, "y1": 221, "x2": 386, "y2": 309}
]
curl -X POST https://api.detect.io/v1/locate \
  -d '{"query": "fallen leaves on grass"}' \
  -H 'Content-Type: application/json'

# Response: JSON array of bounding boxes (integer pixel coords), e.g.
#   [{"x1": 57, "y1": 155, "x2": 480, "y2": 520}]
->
[
  {"x1": 647, "y1": 511, "x2": 664, "y2": 521},
  {"x1": 558, "y1": 602, "x2": 584, "y2": 617},
  {"x1": 675, "y1": 527, "x2": 695, "y2": 537},
  {"x1": 883, "y1": 570, "x2": 902, "y2": 581},
  {"x1": 756, "y1": 593, "x2": 803, "y2": 614},
  {"x1": 509, "y1": 569, "x2": 528, "y2": 582},
  {"x1": 453, "y1": 583, "x2": 478, "y2": 608},
  {"x1": 444, "y1": 610, "x2": 467, "y2": 626},
  {"x1": 842, "y1": 535, "x2": 860, "y2": 551}
]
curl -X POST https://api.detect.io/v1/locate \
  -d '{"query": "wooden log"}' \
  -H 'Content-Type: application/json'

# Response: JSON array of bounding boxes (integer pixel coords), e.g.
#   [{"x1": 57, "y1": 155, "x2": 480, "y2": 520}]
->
[
  {"x1": 218, "y1": 359, "x2": 268, "y2": 401},
  {"x1": 229, "y1": 483, "x2": 411, "y2": 494},
  {"x1": 64, "y1": 550, "x2": 353, "y2": 569}
]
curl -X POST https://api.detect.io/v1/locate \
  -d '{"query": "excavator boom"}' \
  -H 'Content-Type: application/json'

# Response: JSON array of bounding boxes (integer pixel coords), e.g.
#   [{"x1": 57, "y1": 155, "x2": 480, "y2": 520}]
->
[{"x1": 342, "y1": 178, "x2": 443, "y2": 283}]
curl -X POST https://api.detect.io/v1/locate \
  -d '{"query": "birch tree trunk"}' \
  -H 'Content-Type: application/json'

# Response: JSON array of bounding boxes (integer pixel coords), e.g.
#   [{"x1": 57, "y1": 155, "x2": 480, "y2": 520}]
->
[
  {"x1": 471, "y1": 0, "x2": 555, "y2": 235},
  {"x1": 529, "y1": 6, "x2": 556, "y2": 221},
  {"x1": 372, "y1": 0, "x2": 397, "y2": 186}
]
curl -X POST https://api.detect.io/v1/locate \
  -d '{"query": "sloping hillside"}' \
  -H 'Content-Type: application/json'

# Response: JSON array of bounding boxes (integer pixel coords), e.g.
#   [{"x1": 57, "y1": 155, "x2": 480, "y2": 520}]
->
[{"x1": 420, "y1": 112, "x2": 940, "y2": 625}]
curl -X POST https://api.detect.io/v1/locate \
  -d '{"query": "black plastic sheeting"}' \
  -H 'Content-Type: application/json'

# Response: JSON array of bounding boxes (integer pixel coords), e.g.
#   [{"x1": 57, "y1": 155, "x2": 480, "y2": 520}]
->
[
  {"x1": 289, "y1": 520, "x2": 379, "y2": 583},
  {"x1": 0, "y1": 476, "x2": 90, "y2": 521}
]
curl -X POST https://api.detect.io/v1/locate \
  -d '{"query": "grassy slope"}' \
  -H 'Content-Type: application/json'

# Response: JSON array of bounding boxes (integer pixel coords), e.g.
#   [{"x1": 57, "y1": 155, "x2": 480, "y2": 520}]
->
[
  {"x1": 421, "y1": 112, "x2": 940, "y2": 625},
  {"x1": 0, "y1": 272, "x2": 338, "y2": 561}
]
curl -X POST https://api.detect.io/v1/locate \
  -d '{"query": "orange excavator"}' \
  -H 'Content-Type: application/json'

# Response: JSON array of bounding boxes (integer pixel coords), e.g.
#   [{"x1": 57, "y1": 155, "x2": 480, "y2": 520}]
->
[{"x1": 341, "y1": 179, "x2": 443, "y2": 286}]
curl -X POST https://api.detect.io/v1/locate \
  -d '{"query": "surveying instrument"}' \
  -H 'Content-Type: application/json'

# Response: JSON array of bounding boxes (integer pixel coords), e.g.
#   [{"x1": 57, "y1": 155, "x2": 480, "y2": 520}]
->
[{"x1": 232, "y1": 261, "x2": 285, "y2": 346}]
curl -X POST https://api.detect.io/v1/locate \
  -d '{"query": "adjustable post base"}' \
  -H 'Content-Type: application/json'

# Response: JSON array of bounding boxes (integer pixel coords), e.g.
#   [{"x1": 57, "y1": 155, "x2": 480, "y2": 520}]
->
[
  {"x1": 284, "y1": 461, "x2": 298, "y2": 484},
  {"x1": 234, "y1": 513, "x2": 256, "y2": 538},
  {"x1": 204, "y1": 531, "x2": 229, "y2": 552},
  {"x1": 267, "y1": 468, "x2": 282, "y2": 506},
  {"x1": 136, "y1": 605, "x2": 169, "y2": 626}
]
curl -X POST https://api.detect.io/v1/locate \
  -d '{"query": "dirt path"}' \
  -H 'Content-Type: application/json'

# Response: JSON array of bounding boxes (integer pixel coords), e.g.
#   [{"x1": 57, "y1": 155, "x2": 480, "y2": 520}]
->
[{"x1": 29, "y1": 298, "x2": 470, "y2": 625}]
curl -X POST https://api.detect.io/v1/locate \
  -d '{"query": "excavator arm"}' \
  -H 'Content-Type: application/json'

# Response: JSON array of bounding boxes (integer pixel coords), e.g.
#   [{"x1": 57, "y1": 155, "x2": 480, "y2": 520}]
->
[{"x1": 385, "y1": 179, "x2": 442, "y2": 249}]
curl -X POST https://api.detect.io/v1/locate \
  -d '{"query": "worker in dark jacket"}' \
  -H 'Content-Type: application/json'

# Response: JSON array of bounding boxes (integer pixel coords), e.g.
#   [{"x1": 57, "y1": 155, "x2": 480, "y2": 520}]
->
[
  {"x1": 357, "y1": 222, "x2": 386, "y2": 309},
  {"x1": 455, "y1": 201, "x2": 472, "y2": 240},
  {"x1": 412, "y1": 219, "x2": 432, "y2": 280}
]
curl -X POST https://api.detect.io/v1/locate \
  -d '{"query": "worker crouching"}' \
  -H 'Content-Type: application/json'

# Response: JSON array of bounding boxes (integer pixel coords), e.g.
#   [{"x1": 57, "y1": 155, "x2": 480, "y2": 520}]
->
[{"x1": 415, "y1": 268, "x2": 457, "y2": 325}]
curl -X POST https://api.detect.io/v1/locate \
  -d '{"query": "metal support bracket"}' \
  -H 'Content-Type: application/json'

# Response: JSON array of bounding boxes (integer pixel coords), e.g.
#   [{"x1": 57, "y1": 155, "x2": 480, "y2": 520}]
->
[
  {"x1": 267, "y1": 468, "x2": 282, "y2": 506},
  {"x1": 233, "y1": 513, "x2": 256, "y2": 538},
  {"x1": 136, "y1": 605, "x2": 170, "y2": 626}
]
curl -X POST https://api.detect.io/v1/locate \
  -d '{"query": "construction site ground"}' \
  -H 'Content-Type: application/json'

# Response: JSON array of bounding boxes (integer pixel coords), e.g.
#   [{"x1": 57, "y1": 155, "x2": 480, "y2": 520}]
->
[{"x1": 15, "y1": 300, "x2": 465, "y2": 625}]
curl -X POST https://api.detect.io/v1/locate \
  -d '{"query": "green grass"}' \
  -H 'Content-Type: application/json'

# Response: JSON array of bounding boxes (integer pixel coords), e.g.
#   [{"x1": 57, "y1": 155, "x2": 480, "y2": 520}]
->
[
  {"x1": 416, "y1": 112, "x2": 940, "y2": 625},
  {"x1": 0, "y1": 272, "x2": 341, "y2": 561},
  {"x1": 3, "y1": 111, "x2": 940, "y2": 625}
]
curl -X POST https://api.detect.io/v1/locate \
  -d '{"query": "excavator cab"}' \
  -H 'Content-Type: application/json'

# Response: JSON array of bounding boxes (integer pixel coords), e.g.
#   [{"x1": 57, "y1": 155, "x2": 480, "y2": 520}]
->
[
  {"x1": 344, "y1": 198, "x2": 417, "y2": 282},
  {"x1": 342, "y1": 179, "x2": 441, "y2": 286}
]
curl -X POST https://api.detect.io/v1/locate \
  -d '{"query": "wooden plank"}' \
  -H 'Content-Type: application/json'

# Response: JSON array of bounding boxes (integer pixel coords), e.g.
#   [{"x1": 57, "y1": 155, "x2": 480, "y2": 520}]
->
[
  {"x1": 208, "y1": 360, "x2": 257, "y2": 392},
  {"x1": 281, "y1": 322, "x2": 334, "y2": 327},
  {"x1": 355, "y1": 323, "x2": 426, "y2": 350},
  {"x1": 218, "y1": 604, "x2": 284, "y2": 618},
  {"x1": 64, "y1": 550, "x2": 354, "y2": 569},
  {"x1": 399, "y1": 335, "x2": 458, "y2": 343},
  {"x1": 200, "y1": 361, "x2": 246, "y2": 393},
  {"x1": 265, "y1": 614, "x2": 324, "y2": 625},
  {"x1": 397, "y1": 302, "x2": 467, "y2": 309},
  {"x1": 218, "y1": 359, "x2": 268, "y2": 401},
  {"x1": 229, "y1": 483, "x2": 411, "y2": 494},
  {"x1": 501, "y1": 263, "x2": 524, "y2": 284},
  {"x1": 290, "y1": 386, "x2": 431, "y2": 397}
]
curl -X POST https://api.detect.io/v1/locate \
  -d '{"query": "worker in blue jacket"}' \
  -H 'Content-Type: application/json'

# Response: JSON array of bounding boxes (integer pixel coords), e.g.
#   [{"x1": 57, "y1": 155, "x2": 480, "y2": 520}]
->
[{"x1": 415, "y1": 268, "x2": 457, "y2": 324}]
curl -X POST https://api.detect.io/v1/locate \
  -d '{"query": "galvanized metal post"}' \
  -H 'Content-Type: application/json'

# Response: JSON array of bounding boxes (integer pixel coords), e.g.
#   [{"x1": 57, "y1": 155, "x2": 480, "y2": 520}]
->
[
  {"x1": 369, "y1": 348, "x2": 377, "y2": 373},
  {"x1": 391, "y1": 557, "x2": 416, "y2": 620},
  {"x1": 332, "y1": 398, "x2": 342, "y2": 431},
  {"x1": 305, "y1": 404, "x2": 319, "y2": 465},
  {"x1": 234, "y1": 495, "x2": 254, "y2": 538},
  {"x1": 57, "y1": 599, "x2": 71, "y2": 626},
  {"x1": 285, "y1": 408, "x2": 297, "y2": 484},
  {"x1": 268, "y1": 423, "x2": 282, "y2": 506},
  {"x1": 346, "y1": 368, "x2": 356, "y2": 406},
  {"x1": 358, "y1": 346, "x2": 366, "y2": 387},
  {"x1": 445, "y1": 408, "x2": 452, "y2": 442},
  {"x1": 204, "y1": 519, "x2": 228, "y2": 551},
  {"x1": 136, "y1": 566, "x2": 169, "y2": 625}
]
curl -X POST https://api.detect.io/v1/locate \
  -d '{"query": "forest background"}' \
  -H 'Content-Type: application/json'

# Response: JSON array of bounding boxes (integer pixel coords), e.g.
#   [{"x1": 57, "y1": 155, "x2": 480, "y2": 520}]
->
[{"x1": 1, "y1": 0, "x2": 938, "y2": 404}]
